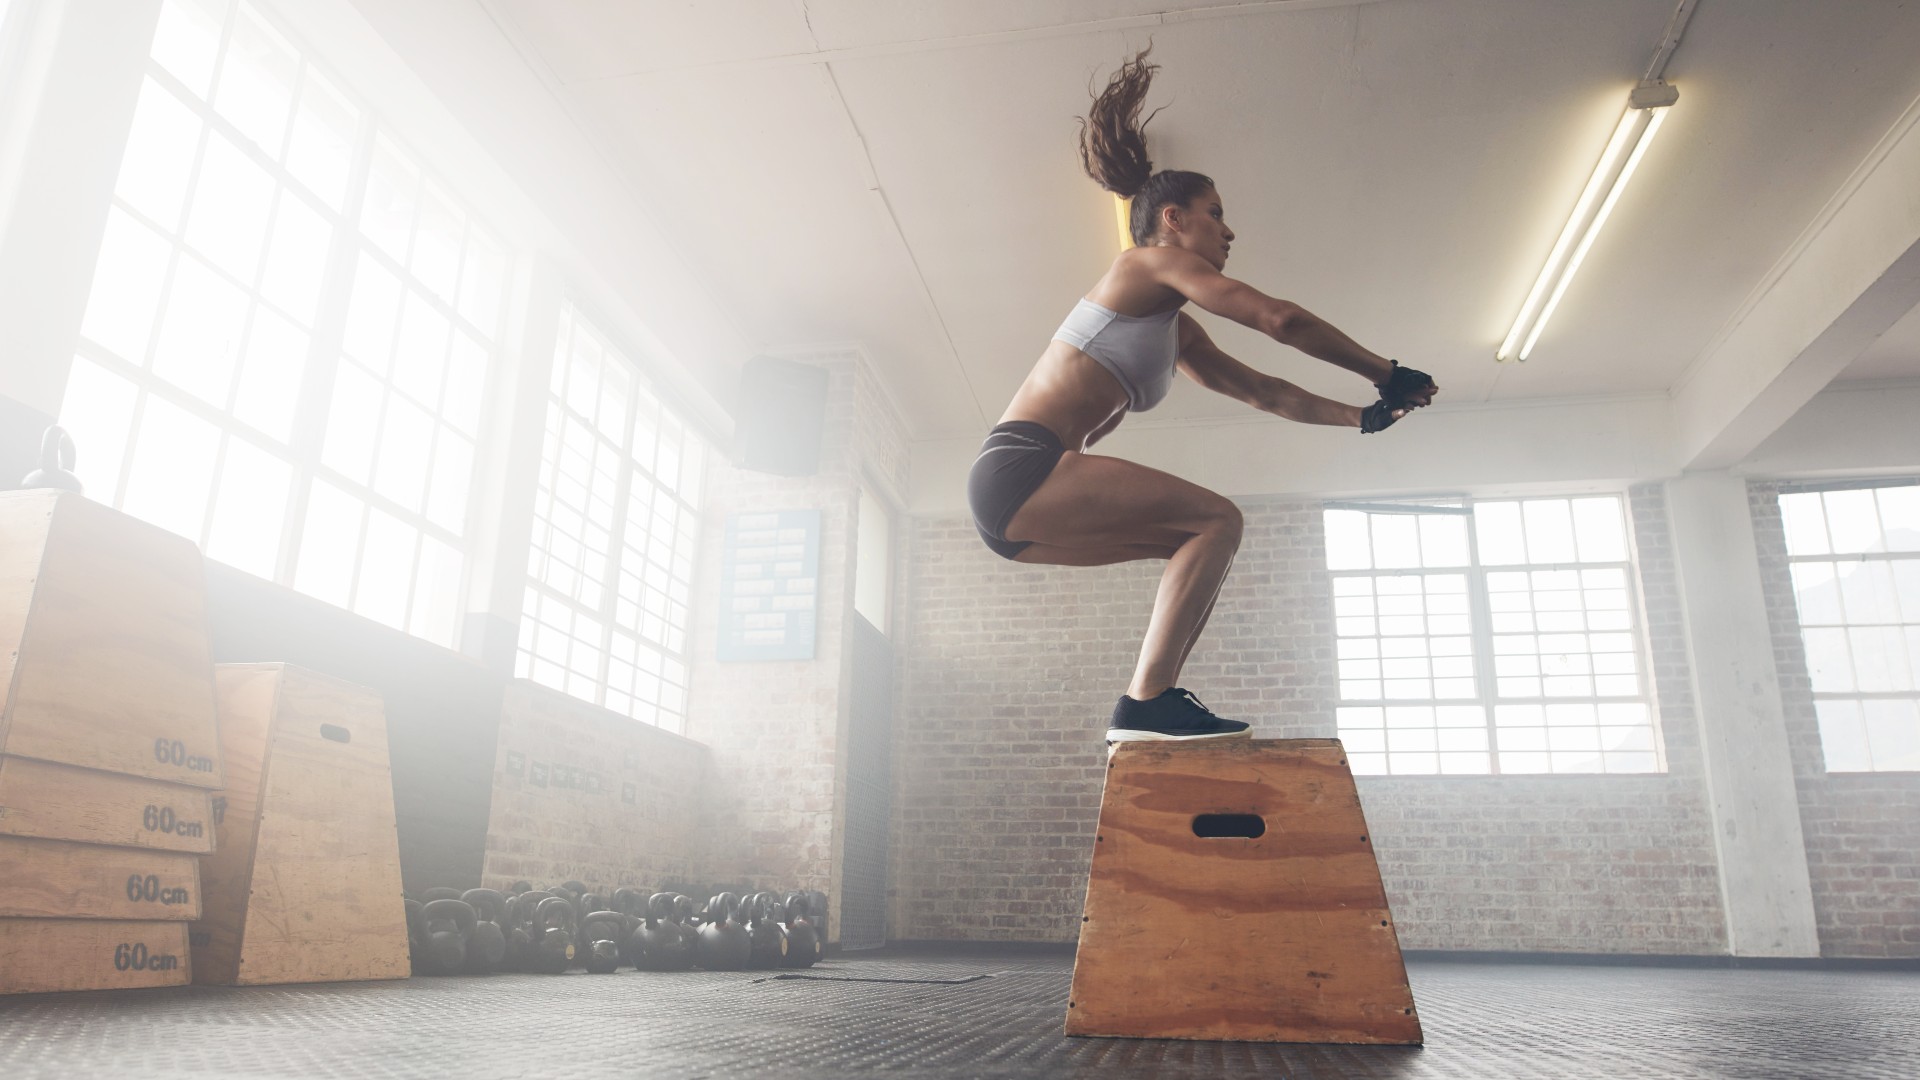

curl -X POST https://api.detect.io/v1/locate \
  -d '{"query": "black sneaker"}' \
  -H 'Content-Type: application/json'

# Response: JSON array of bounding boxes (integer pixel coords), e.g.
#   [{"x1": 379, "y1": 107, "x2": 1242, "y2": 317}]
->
[{"x1": 1106, "y1": 688, "x2": 1252, "y2": 743}]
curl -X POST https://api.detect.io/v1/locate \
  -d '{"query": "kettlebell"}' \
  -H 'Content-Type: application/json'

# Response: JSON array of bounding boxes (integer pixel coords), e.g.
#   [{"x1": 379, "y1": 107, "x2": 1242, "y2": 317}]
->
[
  {"x1": 404, "y1": 898, "x2": 427, "y2": 974},
  {"x1": 20, "y1": 426, "x2": 81, "y2": 493},
  {"x1": 746, "y1": 892, "x2": 789, "y2": 969},
  {"x1": 809, "y1": 890, "x2": 830, "y2": 947},
  {"x1": 460, "y1": 889, "x2": 509, "y2": 973},
  {"x1": 532, "y1": 895, "x2": 576, "y2": 974},
  {"x1": 419, "y1": 898, "x2": 476, "y2": 975},
  {"x1": 504, "y1": 890, "x2": 551, "y2": 971},
  {"x1": 781, "y1": 892, "x2": 821, "y2": 968},
  {"x1": 670, "y1": 894, "x2": 702, "y2": 967},
  {"x1": 612, "y1": 888, "x2": 650, "y2": 968},
  {"x1": 695, "y1": 892, "x2": 751, "y2": 971},
  {"x1": 581, "y1": 910, "x2": 625, "y2": 974}
]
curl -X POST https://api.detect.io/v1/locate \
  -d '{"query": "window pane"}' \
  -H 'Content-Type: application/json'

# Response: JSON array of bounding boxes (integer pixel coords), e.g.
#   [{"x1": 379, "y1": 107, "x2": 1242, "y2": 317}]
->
[
  {"x1": 1324, "y1": 509, "x2": 1370, "y2": 570},
  {"x1": 1815, "y1": 699, "x2": 1872, "y2": 772},
  {"x1": 321, "y1": 360, "x2": 383, "y2": 485},
  {"x1": 152, "y1": 0, "x2": 228, "y2": 100},
  {"x1": 1822, "y1": 489, "x2": 1881, "y2": 555},
  {"x1": 151, "y1": 254, "x2": 247, "y2": 406},
  {"x1": 115, "y1": 78, "x2": 203, "y2": 232},
  {"x1": 409, "y1": 534, "x2": 462, "y2": 648},
  {"x1": 392, "y1": 291, "x2": 449, "y2": 408},
  {"x1": 204, "y1": 437, "x2": 288, "y2": 577},
  {"x1": 457, "y1": 228, "x2": 509, "y2": 334},
  {"x1": 342, "y1": 254, "x2": 403, "y2": 374},
  {"x1": 361, "y1": 134, "x2": 418, "y2": 262},
  {"x1": 257, "y1": 190, "x2": 332, "y2": 326},
  {"x1": 212, "y1": 3, "x2": 298, "y2": 155},
  {"x1": 182, "y1": 130, "x2": 275, "y2": 280},
  {"x1": 1778, "y1": 492, "x2": 1830, "y2": 556},
  {"x1": 410, "y1": 180, "x2": 464, "y2": 305},
  {"x1": 1522, "y1": 499, "x2": 1577, "y2": 563},
  {"x1": 1877, "y1": 487, "x2": 1920, "y2": 552},
  {"x1": 82, "y1": 208, "x2": 172, "y2": 363},
  {"x1": 1571, "y1": 497, "x2": 1627, "y2": 562},
  {"x1": 285, "y1": 67, "x2": 358, "y2": 211},
  {"x1": 58, "y1": 358, "x2": 140, "y2": 504},
  {"x1": 1474, "y1": 502, "x2": 1526, "y2": 565},
  {"x1": 294, "y1": 481, "x2": 362, "y2": 605},
  {"x1": 230, "y1": 304, "x2": 306, "y2": 443},
  {"x1": 121, "y1": 394, "x2": 221, "y2": 540},
  {"x1": 1790, "y1": 562, "x2": 1842, "y2": 625},
  {"x1": 354, "y1": 508, "x2": 415, "y2": 630}
]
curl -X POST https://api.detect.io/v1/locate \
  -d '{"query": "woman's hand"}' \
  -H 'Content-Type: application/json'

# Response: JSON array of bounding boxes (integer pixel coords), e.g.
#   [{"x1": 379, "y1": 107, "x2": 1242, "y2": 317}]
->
[{"x1": 1375, "y1": 361, "x2": 1438, "y2": 409}]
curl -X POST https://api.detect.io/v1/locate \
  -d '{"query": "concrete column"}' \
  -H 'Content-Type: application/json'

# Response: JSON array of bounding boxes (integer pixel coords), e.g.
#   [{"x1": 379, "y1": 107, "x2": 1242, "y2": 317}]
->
[
  {"x1": 0, "y1": 0, "x2": 161, "y2": 415},
  {"x1": 1666, "y1": 470, "x2": 1820, "y2": 956}
]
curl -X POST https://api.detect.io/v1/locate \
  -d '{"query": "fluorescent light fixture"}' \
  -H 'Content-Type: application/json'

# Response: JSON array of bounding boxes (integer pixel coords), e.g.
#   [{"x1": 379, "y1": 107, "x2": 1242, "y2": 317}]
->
[
  {"x1": 1114, "y1": 195, "x2": 1134, "y2": 250},
  {"x1": 1496, "y1": 83, "x2": 1677, "y2": 362}
]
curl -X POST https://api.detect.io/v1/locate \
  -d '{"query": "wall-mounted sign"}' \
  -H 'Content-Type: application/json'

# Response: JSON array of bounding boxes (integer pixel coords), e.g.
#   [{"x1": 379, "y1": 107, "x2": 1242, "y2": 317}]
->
[{"x1": 717, "y1": 509, "x2": 821, "y2": 661}]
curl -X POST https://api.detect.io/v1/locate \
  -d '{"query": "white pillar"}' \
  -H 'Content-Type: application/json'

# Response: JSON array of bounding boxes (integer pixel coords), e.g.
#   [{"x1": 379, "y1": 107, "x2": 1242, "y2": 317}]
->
[
  {"x1": 0, "y1": 0, "x2": 161, "y2": 413},
  {"x1": 1666, "y1": 471, "x2": 1820, "y2": 956}
]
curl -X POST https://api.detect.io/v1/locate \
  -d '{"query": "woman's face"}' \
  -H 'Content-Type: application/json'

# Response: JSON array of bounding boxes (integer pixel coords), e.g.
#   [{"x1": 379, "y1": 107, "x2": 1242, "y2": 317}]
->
[{"x1": 1162, "y1": 187, "x2": 1234, "y2": 270}]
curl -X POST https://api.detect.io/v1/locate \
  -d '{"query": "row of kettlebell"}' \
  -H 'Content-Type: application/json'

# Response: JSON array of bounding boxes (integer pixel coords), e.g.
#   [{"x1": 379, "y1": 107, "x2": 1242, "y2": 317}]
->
[{"x1": 404, "y1": 884, "x2": 827, "y2": 975}]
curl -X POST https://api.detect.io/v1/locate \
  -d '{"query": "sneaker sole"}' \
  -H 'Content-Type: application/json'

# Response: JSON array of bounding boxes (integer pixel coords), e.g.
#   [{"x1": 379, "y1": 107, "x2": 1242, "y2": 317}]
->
[{"x1": 1104, "y1": 728, "x2": 1253, "y2": 743}]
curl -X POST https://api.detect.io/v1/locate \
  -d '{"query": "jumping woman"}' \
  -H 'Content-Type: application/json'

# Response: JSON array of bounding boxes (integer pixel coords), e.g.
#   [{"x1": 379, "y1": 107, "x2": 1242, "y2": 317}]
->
[{"x1": 967, "y1": 48, "x2": 1438, "y2": 744}]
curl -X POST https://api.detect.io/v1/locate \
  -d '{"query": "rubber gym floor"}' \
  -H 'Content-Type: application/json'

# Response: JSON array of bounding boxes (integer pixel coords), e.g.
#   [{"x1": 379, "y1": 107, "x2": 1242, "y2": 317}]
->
[{"x1": 1, "y1": 946, "x2": 1915, "y2": 1079}]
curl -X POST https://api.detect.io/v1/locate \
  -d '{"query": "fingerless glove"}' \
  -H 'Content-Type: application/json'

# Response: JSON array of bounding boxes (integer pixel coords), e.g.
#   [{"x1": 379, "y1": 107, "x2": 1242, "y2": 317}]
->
[
  {"x1": 1374, "y1": 360, "x2": 1436, "y2": 410},
  {"x1": 1359, "y1": 400, "x2": 1400, "y2": 434}
]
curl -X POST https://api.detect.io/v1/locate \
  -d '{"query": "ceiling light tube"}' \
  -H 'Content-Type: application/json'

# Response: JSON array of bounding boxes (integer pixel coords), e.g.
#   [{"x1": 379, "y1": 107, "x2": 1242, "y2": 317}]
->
[{"x1": 1496, "y1": 85, "x2": 1677, "y2": 362}]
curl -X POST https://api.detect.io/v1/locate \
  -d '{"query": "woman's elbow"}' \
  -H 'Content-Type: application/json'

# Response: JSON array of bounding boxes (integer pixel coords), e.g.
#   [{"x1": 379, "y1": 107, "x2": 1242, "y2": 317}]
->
[{"x1": 1262, "y1": 302, "x2": 1309, "y2": 343}]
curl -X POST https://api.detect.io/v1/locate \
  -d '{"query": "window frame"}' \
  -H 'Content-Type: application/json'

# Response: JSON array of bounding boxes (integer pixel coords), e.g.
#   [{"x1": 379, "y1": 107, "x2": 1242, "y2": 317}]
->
[
  {"x1": 62, "y1": 0, "x2": 512, "y2": 650},
  {"x1": 1324, "y1": 494, "x2": 1667, "y2": 777},
  {"x1": 1774, "y1": 478, "x2": 1920, "y2": 774}
]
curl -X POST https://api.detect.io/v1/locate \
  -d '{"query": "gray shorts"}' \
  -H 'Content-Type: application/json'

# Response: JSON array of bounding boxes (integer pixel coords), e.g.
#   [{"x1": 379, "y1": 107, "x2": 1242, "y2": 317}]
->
[{"x1": 966, "y1": 421, "x2": 1064, "y2": 561}]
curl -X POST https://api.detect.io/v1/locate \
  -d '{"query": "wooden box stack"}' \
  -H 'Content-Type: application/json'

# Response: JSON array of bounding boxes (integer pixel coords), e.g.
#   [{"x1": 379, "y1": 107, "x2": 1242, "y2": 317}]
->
[
  {"x1": 192, "y1": 663, "x2": 409, "y2": 985},
  {"x1": 0, "y1": 491, "x2": 223, "y2": 993}
]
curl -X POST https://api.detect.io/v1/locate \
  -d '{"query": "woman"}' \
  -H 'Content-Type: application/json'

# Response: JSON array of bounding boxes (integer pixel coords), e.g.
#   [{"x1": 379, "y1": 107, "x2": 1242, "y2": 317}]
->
[{"x1": 967, "y1": 48, "x2": 1437, "y2": 744}]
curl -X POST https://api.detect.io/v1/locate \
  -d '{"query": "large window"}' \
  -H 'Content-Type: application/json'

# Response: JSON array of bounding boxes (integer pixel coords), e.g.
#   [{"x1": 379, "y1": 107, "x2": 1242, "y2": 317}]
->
[
  {"x1": 1324, "y1": 496, "x2": 1661, "y2": 776},
  {"x1": 1777, "y1": 482, "x2": 1920, "y2": 773},
  {"x1": 517, "y1": 304, "x2": 705, "y2": 731},
  {"x1": 58, "y1": 0, "x2": 509, "y2": 648}
]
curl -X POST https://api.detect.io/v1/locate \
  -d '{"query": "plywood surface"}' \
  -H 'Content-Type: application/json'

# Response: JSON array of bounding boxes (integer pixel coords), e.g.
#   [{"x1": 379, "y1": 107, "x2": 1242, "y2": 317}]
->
[
  {"x1": 0, "y1": 755, "x2": 215, "y2": 853},
  {"x1": 193, "y1": 664, "x2": 409, "y2": 985},
  {"x1": 0, "y1": 491, "x2": 53, "y2": 734},
  {"x1": 1065, "y1": 739, "x2": 1422, "y2": 1045},
  {"x1": 0, "y1": 918, "x2": 191, "y2": 993},
  {"x1": 0, "y1": 493, "x2": 221, "y2": 786},
  {"x1": 0, "y1": 834, "x2": 200, "y2": 919}
]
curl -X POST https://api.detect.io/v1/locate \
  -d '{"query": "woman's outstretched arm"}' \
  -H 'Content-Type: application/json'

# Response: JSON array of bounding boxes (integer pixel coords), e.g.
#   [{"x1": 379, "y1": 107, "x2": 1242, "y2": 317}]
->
[
  {"x1": 1174, "y1": 313, "x2": 1386, "y2": 427},
  {"x1": 1143, "y1": 248, "x2": 1434, "y2": 406}
]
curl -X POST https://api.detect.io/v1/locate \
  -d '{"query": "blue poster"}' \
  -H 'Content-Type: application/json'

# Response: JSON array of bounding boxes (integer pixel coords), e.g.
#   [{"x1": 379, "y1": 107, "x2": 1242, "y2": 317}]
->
[{"x1": 717, "y1": 509, "x2": 821, "y2": 662}]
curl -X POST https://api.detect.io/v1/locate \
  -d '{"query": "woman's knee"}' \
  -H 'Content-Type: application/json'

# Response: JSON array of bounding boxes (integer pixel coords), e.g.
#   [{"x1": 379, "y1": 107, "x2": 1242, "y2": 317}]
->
[{"x1": 1204, "y1": 495, "x2": 1244, "y2": 543}]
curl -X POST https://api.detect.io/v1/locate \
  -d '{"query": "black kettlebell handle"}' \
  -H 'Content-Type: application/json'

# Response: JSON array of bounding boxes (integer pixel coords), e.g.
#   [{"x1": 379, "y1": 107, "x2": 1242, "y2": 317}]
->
[
  {"x1": 42, "y1": 426, "x2": 74, "y2": 470},
  {"x1": 535, "y1": 895, "x2": 574, "y2": 931},
  {"x1": 461, "y1": 888, "x2": 507, "y2": 925},
  {"x1": 421, "y1": 898, "x2": 477, "y2": 936}
]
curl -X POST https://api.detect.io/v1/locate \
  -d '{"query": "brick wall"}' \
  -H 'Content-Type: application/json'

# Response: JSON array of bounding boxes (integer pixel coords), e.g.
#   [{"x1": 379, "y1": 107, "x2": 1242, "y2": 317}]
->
[
  {"x1": 480, "y1": 679, "x2": 708, "y2": 893},
  {"x1": 1748, "y1": 481, "x2": 1920, "y2": 958},
  {"x1": 891, "y1": 488, "x2": 1729, "y2": 953}
]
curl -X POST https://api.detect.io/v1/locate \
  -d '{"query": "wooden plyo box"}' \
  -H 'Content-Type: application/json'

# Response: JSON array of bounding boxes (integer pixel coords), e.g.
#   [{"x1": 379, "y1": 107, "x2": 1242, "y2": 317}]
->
[
  {"x1": 0, "y1": 834, "x2": 201, "y2": 920},
  {"x1": 0, "y1": 755, "x2": 215, "y2": 853},
  {"x1": 0, "y1": 918, "x2": 191, "y2": 993},
  {"x1": 0, "y1": 491, "x2": 222, "y2": 787},
  {"x1": 1066, "y1": 739, "x2": 1422, "y2": 1045},
  {"x1": 192, "y1": 664, "x2": 409, "y2": 985}
]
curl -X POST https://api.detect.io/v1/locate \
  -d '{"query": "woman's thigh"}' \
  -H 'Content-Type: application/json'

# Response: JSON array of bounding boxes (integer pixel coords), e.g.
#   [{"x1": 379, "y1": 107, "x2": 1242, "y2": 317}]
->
[
  {"x1": 1013, "y1": 540, "x2": 1178, "y2": 567},
  {"x1": 1004, "y1": 451, "x2": 1235, "y2": 551}
]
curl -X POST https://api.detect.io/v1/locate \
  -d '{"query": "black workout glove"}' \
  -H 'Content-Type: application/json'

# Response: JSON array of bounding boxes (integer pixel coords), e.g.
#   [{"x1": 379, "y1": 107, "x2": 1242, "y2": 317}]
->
[
  {"x1": 1359, "y1": 400, "x2": 1401, "y2": 434},
  {"x1": 1374, "y1": 360, "x2": 1437, "y2": 410}
]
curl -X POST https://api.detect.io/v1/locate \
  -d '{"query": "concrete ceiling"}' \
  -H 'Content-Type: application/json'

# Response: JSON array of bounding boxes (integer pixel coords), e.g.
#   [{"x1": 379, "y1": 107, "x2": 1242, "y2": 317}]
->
[{"x1": 473, "y1": 0, "x2": 1920, "y2": 446}]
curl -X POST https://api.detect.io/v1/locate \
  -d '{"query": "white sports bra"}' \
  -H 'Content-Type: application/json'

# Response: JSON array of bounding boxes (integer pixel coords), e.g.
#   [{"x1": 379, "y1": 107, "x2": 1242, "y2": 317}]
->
[{"x1": 1051, "y1": 298, "x2": 1181, "y2": 412}]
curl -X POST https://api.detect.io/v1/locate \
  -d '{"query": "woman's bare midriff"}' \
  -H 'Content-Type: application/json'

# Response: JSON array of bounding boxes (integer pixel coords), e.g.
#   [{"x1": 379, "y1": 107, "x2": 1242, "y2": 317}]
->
[{"x1": 998, "y1": 341, "x2": 1133, "y2": 452}]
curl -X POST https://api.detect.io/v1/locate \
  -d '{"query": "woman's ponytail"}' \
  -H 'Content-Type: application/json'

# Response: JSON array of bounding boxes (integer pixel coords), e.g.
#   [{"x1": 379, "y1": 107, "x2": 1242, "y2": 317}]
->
[
  {"x1": 1077, "y1": 46, "x2": 1214, "y2": 248},
  {"x1": 1076, "y1": 46, "x2": 1160, "y2": 199}
]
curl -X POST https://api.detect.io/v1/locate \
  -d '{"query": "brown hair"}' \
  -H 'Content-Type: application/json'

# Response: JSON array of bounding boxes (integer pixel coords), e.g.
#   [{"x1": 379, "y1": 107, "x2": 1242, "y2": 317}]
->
[{"x1": 1076, "y1": 45, "x2": 1216, "y2": 247}]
